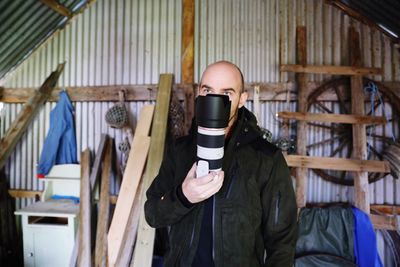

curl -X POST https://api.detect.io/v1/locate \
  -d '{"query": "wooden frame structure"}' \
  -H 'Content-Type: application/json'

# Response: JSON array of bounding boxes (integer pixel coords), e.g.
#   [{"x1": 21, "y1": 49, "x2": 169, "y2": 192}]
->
[{"x1": 281, "y1": 26, "x2": 396, "y2": 230}]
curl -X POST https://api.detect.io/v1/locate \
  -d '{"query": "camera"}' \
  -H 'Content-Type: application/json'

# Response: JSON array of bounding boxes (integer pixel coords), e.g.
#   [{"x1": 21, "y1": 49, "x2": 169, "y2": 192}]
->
[{"x1": 196, "y1": 94, "x2": 231, "y2": 177}]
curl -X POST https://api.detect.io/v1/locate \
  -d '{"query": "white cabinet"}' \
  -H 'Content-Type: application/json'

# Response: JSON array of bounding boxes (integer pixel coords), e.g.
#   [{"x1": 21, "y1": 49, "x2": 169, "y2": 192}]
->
[
  {"x1": 15, "y1": 164, "x2": 81, "y2": 267},
  {"x1": 15, "y1": 200, "x2": 79, "y2": 267}
]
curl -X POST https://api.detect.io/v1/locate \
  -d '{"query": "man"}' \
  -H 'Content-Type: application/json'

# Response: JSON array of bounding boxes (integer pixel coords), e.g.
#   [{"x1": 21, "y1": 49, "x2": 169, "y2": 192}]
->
[{"x1": 145, "y1": 61, "x2": 297, "y2": 266}]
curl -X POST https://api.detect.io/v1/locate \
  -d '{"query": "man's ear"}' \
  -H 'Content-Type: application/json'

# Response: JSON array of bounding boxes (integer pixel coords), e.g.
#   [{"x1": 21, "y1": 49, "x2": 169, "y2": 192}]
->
[{"x1": 238, "y1": 91, "x2": 248, "y2": 108}]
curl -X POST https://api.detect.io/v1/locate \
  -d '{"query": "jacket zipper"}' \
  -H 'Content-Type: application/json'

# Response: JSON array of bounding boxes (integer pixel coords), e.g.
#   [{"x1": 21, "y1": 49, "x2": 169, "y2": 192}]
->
[
  {"x1": 274, "y1": 191, "x2": 281, "y2": 225},
  {"x1": 224, "y1": 163, "x2": 238, "y2": 199},
  {"x1": 212, "y1": 196, "x2": 216, "y2": 262}
]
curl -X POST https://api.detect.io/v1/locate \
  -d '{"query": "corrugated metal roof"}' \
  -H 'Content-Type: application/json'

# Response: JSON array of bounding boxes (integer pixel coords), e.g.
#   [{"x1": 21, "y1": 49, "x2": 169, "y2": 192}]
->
[
  {"x1": 0, "y1": 0, "x2": 88, "y2": 80},
  {"x1": 328, "y1": 0, "x2": 400, "y2": 43}
]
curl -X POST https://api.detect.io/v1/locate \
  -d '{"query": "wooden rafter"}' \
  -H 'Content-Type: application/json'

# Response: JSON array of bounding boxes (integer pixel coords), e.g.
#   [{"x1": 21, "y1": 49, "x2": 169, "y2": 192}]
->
[
  {"x1": 0, "y1": 63, "x2": 64, "y2": 170},
  {"x1": 40, "y1": 0, "x2": 73, "y2": 18}
]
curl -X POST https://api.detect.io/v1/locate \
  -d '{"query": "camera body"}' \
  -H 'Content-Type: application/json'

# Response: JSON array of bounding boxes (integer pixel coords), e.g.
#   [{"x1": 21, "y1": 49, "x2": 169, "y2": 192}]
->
[{"x1": 196, "y1": 94, "x2": 231, "y2": 177}]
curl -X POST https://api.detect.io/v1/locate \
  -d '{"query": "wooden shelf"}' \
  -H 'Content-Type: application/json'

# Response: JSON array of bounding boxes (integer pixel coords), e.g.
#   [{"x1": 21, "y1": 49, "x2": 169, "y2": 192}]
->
[
  {"x1": 277, "y1": 111, "x2": 387, "y2": 125},
  {"x1": 280, "y1": 64, "x2": 382, "y2": 75},
  {"x1": 284, "y1": 155, "x2": 390, "y2": 173}
]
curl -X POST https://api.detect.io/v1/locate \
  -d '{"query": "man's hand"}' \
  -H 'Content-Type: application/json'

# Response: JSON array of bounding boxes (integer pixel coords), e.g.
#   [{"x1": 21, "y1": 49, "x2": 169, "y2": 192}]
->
[{"x1": 182, "y1": 163, "x2": 224, "y2": 204}]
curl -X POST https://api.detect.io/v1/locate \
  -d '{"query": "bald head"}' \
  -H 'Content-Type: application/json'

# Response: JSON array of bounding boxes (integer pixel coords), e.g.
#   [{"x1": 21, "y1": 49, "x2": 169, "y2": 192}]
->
[
  {"x1": 200, "y1": 61, "x2": 244, "y2": 93},
  {"x1": 198, "y1": 61, "x2": 248, "y2": 136}
]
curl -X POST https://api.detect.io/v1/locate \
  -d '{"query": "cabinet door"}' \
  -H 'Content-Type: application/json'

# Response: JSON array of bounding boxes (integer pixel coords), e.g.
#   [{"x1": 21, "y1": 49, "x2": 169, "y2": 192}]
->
[{"x1": 33, "y1": 226, "x2": 72, "y2": 267}]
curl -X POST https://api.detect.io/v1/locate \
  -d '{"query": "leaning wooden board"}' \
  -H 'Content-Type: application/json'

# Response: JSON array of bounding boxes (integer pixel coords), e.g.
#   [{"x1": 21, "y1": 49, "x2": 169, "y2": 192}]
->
[
  {"x1": 107, "y1": 105, "x2": 154, "y2": 266},
  {"x1": 131, "y1": 74, "x2": 173, "y2": 267}
]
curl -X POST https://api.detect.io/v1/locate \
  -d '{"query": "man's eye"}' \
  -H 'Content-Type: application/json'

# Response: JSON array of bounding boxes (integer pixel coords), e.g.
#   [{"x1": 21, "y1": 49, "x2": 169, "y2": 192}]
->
[
  {"x1": 203, "y1": 88, "x2": 211, "y2": 94},
  {"x1": 223, "y1": 91, "x2": 231, "y2": 96}
]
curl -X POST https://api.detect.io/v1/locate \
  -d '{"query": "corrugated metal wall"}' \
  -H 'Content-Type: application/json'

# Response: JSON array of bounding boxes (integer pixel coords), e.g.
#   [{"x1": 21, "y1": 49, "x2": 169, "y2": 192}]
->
[
  {"x1": 194, "y1": 0, "x2": 400, "y2": 83},
  {"x1": 2, "y1": 0, "x2": 182, "y2": 87},
  {"x1": 1, "y1": 0, "x2": 399, "y2": 265}
]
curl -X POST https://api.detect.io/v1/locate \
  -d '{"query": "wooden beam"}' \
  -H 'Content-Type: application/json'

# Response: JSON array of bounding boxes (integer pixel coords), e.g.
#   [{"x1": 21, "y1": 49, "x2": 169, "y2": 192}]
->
[
  {"x1": 182, "y1": 0, "x2": 195, "y2": 84},
  {"x1": 350, "y1": 27, "x2": 370, "y2": 214},
  {"x1": 277, "y1": 111, "x2": 387, "y2": 125},
  {"x1": 107, "y1": 105, "x2": 154, "y2": 267},
  {"x1": 132, "y1": 74, "x2": 173, "y2": 267},
  {"x1": 280, "y1": 64, "x2": 382, "y2": 75},
  {"x1": 369, "y1": 214, "x2": 398, "y2": 230},
  {"x1": 2, "y1": 82, "x2": 399, "y2": 103},
  {"x1": 295, "y1": 26, "x2": 308, "y2": 208},
  {"x1": 284, "y1": 155, "x2": 390, "y2": 173},
  {"x1": 40, "y1": 0, "x2": 73, "y2": 18},
  {"x1": 8, "y1": 190, "x2": 42, "y2": 199},
  {"x1": 0, "y1": 63, "x2": 64, "y2": 170},
  {"x1": 0, "y1": 84, "x2": 191, "y2": 103},
  {"x1": 94, "y1": 137, "x2": 112, "y2": 267},
  {"x1": 371, "y1": 205, "x2": 400, "y2": 215},
  {"x1": 77, "y1": 149, "x2": 91, "y2": 267}
]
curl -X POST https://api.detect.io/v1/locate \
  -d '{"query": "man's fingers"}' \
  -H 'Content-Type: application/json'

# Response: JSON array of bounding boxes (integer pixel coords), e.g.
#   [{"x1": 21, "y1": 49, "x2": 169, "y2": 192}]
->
[{"x1": 187, "y1": 162, "x2": 197, "y2": 178}]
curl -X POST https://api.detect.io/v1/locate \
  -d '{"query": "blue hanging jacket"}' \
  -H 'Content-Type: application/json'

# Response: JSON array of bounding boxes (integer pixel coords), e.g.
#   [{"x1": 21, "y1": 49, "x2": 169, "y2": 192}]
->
[
  {"x1": 352, "y1": 206, "x2": 383, "y2": 267},
  {"x1": 37, "y1": 90, "x2": 78, "y2": 177}
]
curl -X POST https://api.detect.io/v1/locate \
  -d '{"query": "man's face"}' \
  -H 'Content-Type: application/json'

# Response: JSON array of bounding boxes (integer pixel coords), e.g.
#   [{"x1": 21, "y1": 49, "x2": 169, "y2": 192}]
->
[{"x1": 198, "y1": 62, "x2": 248, "y2": 134}]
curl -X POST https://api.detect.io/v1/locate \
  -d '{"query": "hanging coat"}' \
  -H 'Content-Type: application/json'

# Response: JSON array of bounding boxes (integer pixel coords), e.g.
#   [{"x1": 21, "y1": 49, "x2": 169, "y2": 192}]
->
[{"x1": 37, "y1": 90, "x2": 78, "y2": 177}]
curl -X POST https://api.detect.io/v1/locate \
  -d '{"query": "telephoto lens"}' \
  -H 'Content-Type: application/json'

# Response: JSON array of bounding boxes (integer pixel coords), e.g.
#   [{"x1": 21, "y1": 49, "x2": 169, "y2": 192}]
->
[{"x1": 196, "y1": 94, "x2": 231, "y2": 177}]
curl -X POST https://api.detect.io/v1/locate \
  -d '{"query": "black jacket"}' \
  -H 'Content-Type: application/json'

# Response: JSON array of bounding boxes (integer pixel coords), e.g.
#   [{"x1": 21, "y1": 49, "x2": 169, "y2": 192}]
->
[{"x1": 145, "y1": 107, "x2": 297, "y2": 267}]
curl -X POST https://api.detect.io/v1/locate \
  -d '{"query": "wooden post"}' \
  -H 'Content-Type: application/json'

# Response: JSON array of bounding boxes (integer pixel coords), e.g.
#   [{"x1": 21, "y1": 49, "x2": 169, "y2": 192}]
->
[
  {"x1": 182, "y1": 0, "x2": 195, "y2": 84},
  {"x1": 94, "y1": 137, "x2": 113, "y2": 267},
  {"x1": 0, "y1": 63, "x2": 65, "y2": 170},
  {"x1": 131, "y1": 74, "x2": 173, "y2": 267},
  {"x1": 350, "y1": 27, "x2": 370, "y2": 213},
  {"x1": 77, "y1": 149, "x2": 91, "y2": 267},
  {"x1": 182, "y1": 0, "x2": 195, "y2": 133},
  {"x1": 295, "y1": 26, "x2": 308, "y2": 208}
]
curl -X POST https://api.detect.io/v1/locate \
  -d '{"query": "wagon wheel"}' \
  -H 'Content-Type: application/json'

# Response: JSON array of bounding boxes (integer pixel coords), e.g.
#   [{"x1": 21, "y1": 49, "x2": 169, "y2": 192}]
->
[{"x1": 306, "y1": 77, "x2": 400, "y2": 185}]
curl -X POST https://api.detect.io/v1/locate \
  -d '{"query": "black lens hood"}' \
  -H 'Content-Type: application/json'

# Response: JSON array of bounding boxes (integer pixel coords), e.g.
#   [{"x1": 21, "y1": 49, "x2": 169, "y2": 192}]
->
[{"x1": 196, "y1": 94, "x2": 231, "y2": 128}]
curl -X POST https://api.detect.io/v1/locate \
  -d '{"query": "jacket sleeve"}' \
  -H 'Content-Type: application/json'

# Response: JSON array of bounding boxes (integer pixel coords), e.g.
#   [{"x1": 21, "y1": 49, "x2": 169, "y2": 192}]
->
[
  {"x1": 144, "y1": 142, "x2": 194, "y2": 228},
  {"x1": 262, "y1": 150, "x2": 298, "y2": 267}
]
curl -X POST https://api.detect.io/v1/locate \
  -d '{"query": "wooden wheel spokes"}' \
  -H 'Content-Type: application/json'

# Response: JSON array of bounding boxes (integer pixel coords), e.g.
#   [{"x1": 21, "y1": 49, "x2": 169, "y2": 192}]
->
[{"x1": 306, "y1": 77, "x2": 399, "y2": 185}]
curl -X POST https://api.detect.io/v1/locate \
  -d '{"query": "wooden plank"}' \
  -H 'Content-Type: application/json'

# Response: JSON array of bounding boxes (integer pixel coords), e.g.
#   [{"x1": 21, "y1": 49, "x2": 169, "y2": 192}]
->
[
  {"x1": 8, "y1": 190, "x2": 42, "y2": 199},
  {"x1": 0, "y1": 84, "x2": 191, "y2": 103},
  {"x1": 94, "y1": 137, "x2": 113, "y2": 267},
  {"x1": 350, "y1": 27, "x2": 370, "y2": 214},
  {"x1": 295, "y1": 26, "x2": 308, "y2": 209},
  {"x1": 371, "y1": 204, "x2": 400, "y2": 215},
  {"x1": 182, "y1": 0, "x2": 195, "y2": 84},
  {"x1": 277, "y1": 111, "x2": 387, "y2": 125},
  {"x1": 40, "y1": 0, "x2": 73, "y2": 18},
  {"x1": 107, "y1": 105, "x2": 154, "y2": 267},
  {"x1": 77, "y1": 149, "x2": 91, "y2": 267},
  {"x1": 369, "y1": 214, "x2": 398, "y2": 230},
  {"x1": 115, "y1": 177, "x2": 144, "y2": 267},
  {"x1": 131, "y1": 74, "x2": 173, "y2": 267},
  {"x1": 70, "y1": 135, "x2": 109, "y2": 267},
  {"x1": 284, "y1": 155, "x2": 390, "y2": 173},
  {"x1": 280, "y1": 64, "x2": 382, "y2": 75},
  {"x1": 2, "y1": 82, "x2": 399, "y2": 103},
  {"x1": 90, "y1": 134, "x2": 108, "y2": 190},
  {"x1": 0, "y1": 63, "x2": 64, "y2": 170}
]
